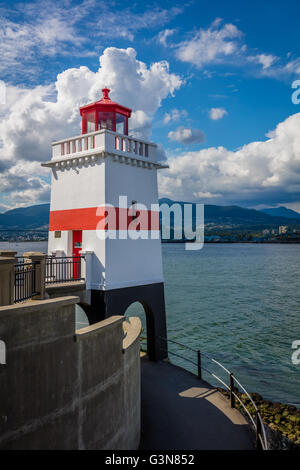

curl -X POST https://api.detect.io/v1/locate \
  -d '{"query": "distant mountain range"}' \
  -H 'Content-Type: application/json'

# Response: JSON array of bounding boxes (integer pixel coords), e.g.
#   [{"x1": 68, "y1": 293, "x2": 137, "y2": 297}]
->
[
  {"x1": 260, "y1": 206, "x2": 300, "y2": 219},
  {"x1": 159, "y1": 198, "x2": 300, "y2": 230},
  {"x1": 0, "y1": 204, "x2": 50, "y2": 230},
  {"x1": 0, "y1": 200, "x2": 300, "y2": 231}
]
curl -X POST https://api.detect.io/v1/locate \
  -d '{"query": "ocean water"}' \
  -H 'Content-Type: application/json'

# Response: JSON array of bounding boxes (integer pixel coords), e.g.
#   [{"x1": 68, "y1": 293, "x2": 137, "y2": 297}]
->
[
  {"x1": 124, "y1": 243, "x2": 300, "y2": 406},
  {"x1": 2, "y1": 240, "x2": 299, "y2": 405},
  {"x1": 0, "y1": 241, "x2": 48, "y2": 257}
]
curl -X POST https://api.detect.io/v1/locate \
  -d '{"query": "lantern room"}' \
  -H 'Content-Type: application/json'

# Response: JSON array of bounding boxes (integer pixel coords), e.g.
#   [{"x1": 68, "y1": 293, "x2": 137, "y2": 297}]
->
[{"x1": 80, "y1": 88, "x2": 132, "y2": 136}]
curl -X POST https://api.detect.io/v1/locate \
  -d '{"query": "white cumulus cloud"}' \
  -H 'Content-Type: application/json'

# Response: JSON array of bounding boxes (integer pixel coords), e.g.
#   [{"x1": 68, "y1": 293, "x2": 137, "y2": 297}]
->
[
  {"x1": 176, "y1": 19, "x2": 243, "y2": 68},
  {"x1": 168, "y1": 127, "x2": 205, "y2": 144},
  {"x1": 0, "y1": 47, "x2": 182, "y2": 208},
  {"x1": 173, "y1": 18, "x2": 300, "y2": 81},
  {"x1": 209, "y1": 107, "x2": 228, "y2": 120},
  {"x1": 248, "y1": 54, "x2": 278, "y2": 70},
  {"x1": 163, "y1": 108, "x2": 188, "y2": 124},
  {"x1": 159, "y1": 113, "x2": 300, "y2": 207},
  {"x1": 158, "y1": 29, "x2": 176, "y2": 47},
  {"x1": 0, "y1": 1, "x2": 184, "y2": 81}
]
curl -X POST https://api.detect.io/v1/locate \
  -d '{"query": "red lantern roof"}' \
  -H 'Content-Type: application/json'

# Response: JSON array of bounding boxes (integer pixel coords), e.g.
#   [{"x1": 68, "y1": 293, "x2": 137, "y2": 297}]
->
[
  {"x1": 79, "y1": 88, "x2": 132, "y2": 135},
  {"x1": 80, "y1": 88, "x2": 132, "y2": 118}
]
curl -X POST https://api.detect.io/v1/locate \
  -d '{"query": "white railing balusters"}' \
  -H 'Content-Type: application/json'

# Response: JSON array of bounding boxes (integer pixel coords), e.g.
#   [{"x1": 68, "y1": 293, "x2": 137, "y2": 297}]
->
[
  {"x1": 139, "y1": 142, "x2": 143, "y2": 156},
  {"x1": 88, "y1": 135, "x2": 94, "y2": 150},
  {"x1": 54, "y1": 130, "x2": 157, "y2": 161}
]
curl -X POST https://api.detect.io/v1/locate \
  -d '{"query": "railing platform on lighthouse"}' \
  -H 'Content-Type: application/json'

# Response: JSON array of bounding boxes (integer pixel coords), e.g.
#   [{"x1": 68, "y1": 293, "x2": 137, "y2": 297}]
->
[{"x1": 42, "y1": 129, "x2": 168, "y2": 170}]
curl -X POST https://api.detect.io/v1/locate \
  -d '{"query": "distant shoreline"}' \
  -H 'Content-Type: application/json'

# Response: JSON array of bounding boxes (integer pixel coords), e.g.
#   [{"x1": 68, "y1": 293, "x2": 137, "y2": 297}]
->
[
  {"x1": 1, "y1": 238, "x2": 300, "y2": 244},
  {"x1": 162, "y1": 239, "x2": 300, "y2": 244}
]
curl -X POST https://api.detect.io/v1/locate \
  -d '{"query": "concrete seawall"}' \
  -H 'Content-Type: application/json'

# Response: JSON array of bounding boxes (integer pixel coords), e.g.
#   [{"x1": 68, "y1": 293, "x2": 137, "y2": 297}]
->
[{"x1": 0, "y1": 296, "x2": 141, "y2": 449}]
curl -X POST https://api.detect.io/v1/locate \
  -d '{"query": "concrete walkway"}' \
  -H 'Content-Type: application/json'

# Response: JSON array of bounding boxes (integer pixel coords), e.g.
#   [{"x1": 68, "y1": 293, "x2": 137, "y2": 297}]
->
[{"x1": 140, "y1": 358, "x2": 254, "y2": 450}]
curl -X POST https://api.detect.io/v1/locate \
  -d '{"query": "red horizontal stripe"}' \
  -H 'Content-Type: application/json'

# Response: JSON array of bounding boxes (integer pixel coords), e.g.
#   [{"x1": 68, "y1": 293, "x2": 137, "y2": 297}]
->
[{"x1": 49, "y1": 207, "x2": 160, "y2": 231}]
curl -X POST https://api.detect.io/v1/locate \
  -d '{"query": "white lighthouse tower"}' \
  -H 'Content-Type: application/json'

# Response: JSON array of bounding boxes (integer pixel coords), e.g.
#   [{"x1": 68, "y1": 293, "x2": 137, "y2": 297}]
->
[{"x1": 43, "y1": 88, "x2": 168, "y2": 360}]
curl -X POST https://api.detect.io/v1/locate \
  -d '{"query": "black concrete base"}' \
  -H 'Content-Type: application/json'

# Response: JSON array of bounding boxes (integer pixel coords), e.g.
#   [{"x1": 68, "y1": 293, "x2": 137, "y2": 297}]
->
[{"x1": 80, "y1": 282, "x2": 168, "y2": 361}]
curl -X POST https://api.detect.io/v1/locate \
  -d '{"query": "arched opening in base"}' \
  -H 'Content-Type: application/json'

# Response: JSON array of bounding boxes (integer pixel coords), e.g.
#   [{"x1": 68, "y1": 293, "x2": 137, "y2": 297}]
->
[
  {"x1": 75, "y1": 284, "x2": 167, "y2": 361},
  {"x1": 124, "y1": 301, "x2": 154, "y2": 358},
  {"x1": 75, "y1": 304, "x2": 90, "y2": 329}
]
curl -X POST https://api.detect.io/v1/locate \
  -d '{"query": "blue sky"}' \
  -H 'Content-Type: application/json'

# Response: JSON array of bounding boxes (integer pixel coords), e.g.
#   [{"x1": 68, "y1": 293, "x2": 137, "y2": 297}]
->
[{"x1": 1, "y1": 0, "x2": 300, "y2": 211}]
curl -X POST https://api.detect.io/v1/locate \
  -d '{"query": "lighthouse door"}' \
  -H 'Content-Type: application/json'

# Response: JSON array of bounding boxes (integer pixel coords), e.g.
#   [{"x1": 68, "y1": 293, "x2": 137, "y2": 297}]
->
[{"x1": 72, "y1": 230, "x2": 82, "y2": 279}]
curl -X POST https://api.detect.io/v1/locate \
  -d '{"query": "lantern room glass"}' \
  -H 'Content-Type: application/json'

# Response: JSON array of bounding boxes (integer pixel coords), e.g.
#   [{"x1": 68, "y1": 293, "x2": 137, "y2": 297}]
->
[
  {"x1": 85, "y1": 111, "x2": 96, "y2": 133},
  {"x1": 116, "y1": 113, "x2": 126, "y2": 134},
  {"x1": 98, "y1": 111, "x2": 114, "y2": 131}
]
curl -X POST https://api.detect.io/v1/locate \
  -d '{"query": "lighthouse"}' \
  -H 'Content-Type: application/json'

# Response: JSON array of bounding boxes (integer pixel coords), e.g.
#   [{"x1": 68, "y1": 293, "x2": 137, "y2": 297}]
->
[{"x1": 43, "y1": 88, "x2": 168, "y2": 360}]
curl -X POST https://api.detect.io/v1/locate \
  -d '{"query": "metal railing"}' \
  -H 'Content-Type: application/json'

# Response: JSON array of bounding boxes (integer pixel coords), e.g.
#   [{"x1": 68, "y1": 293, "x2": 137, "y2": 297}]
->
[
  {"x1": 14, "y1": 261, "x2": 39, "y2": 303},
  {"x1": 156, "y1": 336, "x2": 268, "y2": 450},
  {"x1": 45, "y1": 256, "x2": 84, "y2": 284}
]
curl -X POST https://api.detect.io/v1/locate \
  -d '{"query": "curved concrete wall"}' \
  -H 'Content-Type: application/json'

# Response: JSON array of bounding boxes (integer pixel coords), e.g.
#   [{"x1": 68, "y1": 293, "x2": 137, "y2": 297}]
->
[
  {"x1": 0, "y1": 296, "x2": 141, "y2": 450},
  {"x1": 122, "y1": 318, "x2": 142, "y2": 449}
]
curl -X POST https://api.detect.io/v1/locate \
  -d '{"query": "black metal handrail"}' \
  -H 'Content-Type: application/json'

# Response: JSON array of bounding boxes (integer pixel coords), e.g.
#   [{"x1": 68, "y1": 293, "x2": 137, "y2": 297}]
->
[
  {"x1": 157, "y1": 336, "x2": 268, "y2": 450},
  {"x1": 14, "y1": 261, "x2": 39, "y2": 303},
  {"x1": 45, "y1": 256, "x2": 84, "y2": 284}
]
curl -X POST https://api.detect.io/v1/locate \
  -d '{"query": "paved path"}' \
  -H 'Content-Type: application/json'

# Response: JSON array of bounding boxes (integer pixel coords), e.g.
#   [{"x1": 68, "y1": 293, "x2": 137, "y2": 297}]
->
[{"x1": 140, "y1": 358, "x2": 254, "y2": 450}]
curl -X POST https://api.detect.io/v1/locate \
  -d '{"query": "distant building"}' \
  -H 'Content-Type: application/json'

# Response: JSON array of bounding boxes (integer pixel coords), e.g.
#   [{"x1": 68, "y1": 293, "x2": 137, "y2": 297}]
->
[
  {"x1": 262, "y1": 229, "x2": 270, "y2": 237},
  {"x1": 279, "y1": 225, "x2": 289, "y2": 235}
]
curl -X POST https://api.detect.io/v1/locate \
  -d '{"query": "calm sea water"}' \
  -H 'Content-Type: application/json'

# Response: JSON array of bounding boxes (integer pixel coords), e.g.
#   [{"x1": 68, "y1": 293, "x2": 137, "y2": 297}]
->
[
  {"x1": 160, "y1": 243, "x2": 300, "y2": 406},
  {"x1": 2, "y1": 241, "x2": 299, "y2": 405}
]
